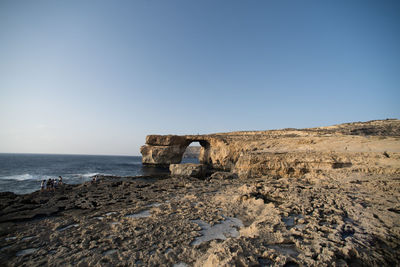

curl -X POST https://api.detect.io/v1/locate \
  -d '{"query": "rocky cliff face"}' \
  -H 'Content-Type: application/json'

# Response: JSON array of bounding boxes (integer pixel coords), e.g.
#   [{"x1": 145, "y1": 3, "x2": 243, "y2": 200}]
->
[{"x1": 141, "y1": 119, "x2": 400, "y2": 178}]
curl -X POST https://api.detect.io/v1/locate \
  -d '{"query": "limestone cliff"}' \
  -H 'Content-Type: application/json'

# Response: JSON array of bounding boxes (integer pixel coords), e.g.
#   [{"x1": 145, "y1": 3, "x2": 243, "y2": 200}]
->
[{"x1": 140, "y1": 119, "x2": 400, "y2": 178}]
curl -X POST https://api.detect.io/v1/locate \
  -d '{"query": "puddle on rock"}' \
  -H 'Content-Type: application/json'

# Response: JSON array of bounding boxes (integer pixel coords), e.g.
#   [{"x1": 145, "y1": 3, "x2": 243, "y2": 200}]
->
[
  {"x1": 5, "y1": 236, "x2": 17, "y2": 241},
  {"x1": 191, "y1": 216, "x2": 243, "y2": 246},
  {"x1": 94, "y1": 216, "x2": 104, "y2": 221},
  {"x1": 105, "y1": 212, "x2": 117, "y2": 216},
  {"x1": 16, "y1": 248, "x2": 38, "y2": 256},
  {"x1": 283, "y1": 214, "x2": 303, "y2": 229},
  {"x1": 283, "y1": 217, "x2": 295, "y2": 227},
  {"x1": 57, "y1": 224, "x2": 79, "y2": 232},
  {"x1": 103, "y1": 249, "x2": 117, "y2": 256},
  {"x1": 173, "y1": 263, "x2": 189, "y2": 267},
  {"x1": 125, "y1": 210, "x2": 151, "y2": 219}
]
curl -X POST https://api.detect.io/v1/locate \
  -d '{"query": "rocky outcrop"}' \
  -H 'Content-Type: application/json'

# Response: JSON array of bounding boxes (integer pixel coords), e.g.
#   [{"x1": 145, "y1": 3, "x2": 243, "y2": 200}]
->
[
  {"x1": 140, "y1": 143, "x2": 187, "y2": 167},
  {"x1": 170, "y1": 164, "x2": 207, "y2": 178},
  {"x1": 141, "y1": 119, "x2": 400, "y2": 178}
]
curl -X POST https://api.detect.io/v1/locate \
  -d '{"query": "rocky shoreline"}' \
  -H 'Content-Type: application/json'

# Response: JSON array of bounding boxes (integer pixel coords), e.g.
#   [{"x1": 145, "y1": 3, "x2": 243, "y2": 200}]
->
[
  {"x1": 1, "y1": 171, "x2": 399, "y2": 266},
  {"x1": 1, "y1": 120, "x2": 400, "y2": 266}
]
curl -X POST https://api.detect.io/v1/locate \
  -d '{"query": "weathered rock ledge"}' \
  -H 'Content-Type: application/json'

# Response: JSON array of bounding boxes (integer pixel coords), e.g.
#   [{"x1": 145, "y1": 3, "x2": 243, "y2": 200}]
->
[{"x1": 141, "y1": 119, "x2": 400, "y2": 178}]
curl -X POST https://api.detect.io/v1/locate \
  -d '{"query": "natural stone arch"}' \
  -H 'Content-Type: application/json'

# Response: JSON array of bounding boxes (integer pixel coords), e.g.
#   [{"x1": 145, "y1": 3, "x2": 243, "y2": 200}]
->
[{"x1": 140, "y1": 135, "x2": 213, "y2": 167}]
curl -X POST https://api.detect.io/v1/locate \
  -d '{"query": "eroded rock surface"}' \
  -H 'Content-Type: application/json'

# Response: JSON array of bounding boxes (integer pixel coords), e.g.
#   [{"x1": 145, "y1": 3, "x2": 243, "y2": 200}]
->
[{"x1": 1, "y1": 172, "x2": 399, "y2": 266}]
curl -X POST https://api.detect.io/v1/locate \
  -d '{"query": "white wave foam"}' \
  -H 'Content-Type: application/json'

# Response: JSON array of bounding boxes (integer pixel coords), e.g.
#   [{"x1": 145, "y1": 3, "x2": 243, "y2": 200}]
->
[
  {"x1": 73, "y1": 173, "x2": 99, "y2": 178},
  {"x1": 81, "y1": 173, "x2": 99, "y2": 178},
  {"x1": 1, "y1": 174, "x2": 36, "y2": 181}
]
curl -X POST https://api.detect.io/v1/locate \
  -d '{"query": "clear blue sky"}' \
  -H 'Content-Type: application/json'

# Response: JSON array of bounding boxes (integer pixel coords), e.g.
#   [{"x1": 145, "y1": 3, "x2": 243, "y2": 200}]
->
[{"x1": 0, "y1": 0, "x2": 399, "y2": 155}]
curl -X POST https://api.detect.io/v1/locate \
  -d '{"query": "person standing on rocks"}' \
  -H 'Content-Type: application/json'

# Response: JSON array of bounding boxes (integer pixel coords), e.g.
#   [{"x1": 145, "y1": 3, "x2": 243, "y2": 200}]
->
[
  {"x1": 40, "y1": 180, "x2": 45, "y2": 191},
  {"x1": 46, "y1": 179, "x2": 52, "y2": 191},
  {"x1": 58, "y1": 176, "x2": 63, "y2": 185}
]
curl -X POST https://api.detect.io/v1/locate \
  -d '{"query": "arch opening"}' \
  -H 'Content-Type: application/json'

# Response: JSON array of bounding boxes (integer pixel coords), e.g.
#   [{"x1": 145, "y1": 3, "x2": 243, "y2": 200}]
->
[{"x1": 181, "y1": 141, "x2": 201, "y2": 164}]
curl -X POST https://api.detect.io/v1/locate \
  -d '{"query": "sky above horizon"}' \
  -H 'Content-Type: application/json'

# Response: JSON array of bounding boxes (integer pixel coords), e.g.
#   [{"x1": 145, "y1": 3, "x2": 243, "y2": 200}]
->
[{"x1": 1, "y1": 0, "x2": 399, "y2": 156}]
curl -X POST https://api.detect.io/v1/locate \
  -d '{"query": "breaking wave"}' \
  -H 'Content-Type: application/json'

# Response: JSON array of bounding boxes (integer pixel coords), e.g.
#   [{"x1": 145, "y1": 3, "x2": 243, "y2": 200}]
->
[
  {"x1": 0, "y1": 174, "x2": 36, "y2": 181},
  {"x1": 74, "y1": 173, "x2": 100, "y2": 178}
]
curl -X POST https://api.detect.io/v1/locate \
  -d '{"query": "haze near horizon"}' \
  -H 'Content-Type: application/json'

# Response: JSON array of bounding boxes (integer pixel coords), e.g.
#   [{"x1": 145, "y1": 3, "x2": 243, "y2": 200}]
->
[{"x1": 1, "y1": 0, "x2": 399, "y2": 156}]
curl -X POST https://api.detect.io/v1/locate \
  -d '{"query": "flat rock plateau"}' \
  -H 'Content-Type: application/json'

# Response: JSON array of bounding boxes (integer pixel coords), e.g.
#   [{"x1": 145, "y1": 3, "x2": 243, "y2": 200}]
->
[{"x1": 1, "y1": 119, "x2": 400, "y2": 266}]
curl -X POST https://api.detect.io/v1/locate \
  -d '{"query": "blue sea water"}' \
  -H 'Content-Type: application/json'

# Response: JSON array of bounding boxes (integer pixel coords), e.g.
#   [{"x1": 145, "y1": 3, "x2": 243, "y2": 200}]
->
[
  {"x1": 0, "y1": 153, "x2": 199, "y2": 195},
  {"x1": 0, "y1": 153, "x2": 152, "y2": 195}
]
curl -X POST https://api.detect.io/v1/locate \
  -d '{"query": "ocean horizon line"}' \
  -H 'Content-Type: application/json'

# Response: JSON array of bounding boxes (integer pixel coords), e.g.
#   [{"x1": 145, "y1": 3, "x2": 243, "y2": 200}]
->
[{"x1": 0, "y1": 152, "x2": 142, "y2": 157}]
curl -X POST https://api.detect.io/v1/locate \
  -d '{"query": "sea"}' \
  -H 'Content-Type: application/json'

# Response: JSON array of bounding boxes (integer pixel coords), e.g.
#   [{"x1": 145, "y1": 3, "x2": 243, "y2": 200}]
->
[{"x1": 0, "y1": 153, "x2": 197, "y2": 195}]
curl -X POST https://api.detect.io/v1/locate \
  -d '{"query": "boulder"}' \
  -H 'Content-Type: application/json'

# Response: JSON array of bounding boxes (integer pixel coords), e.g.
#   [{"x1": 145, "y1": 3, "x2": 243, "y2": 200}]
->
[{"x1": 169, "y1": 164, "x2": 207, "y2": 178}]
